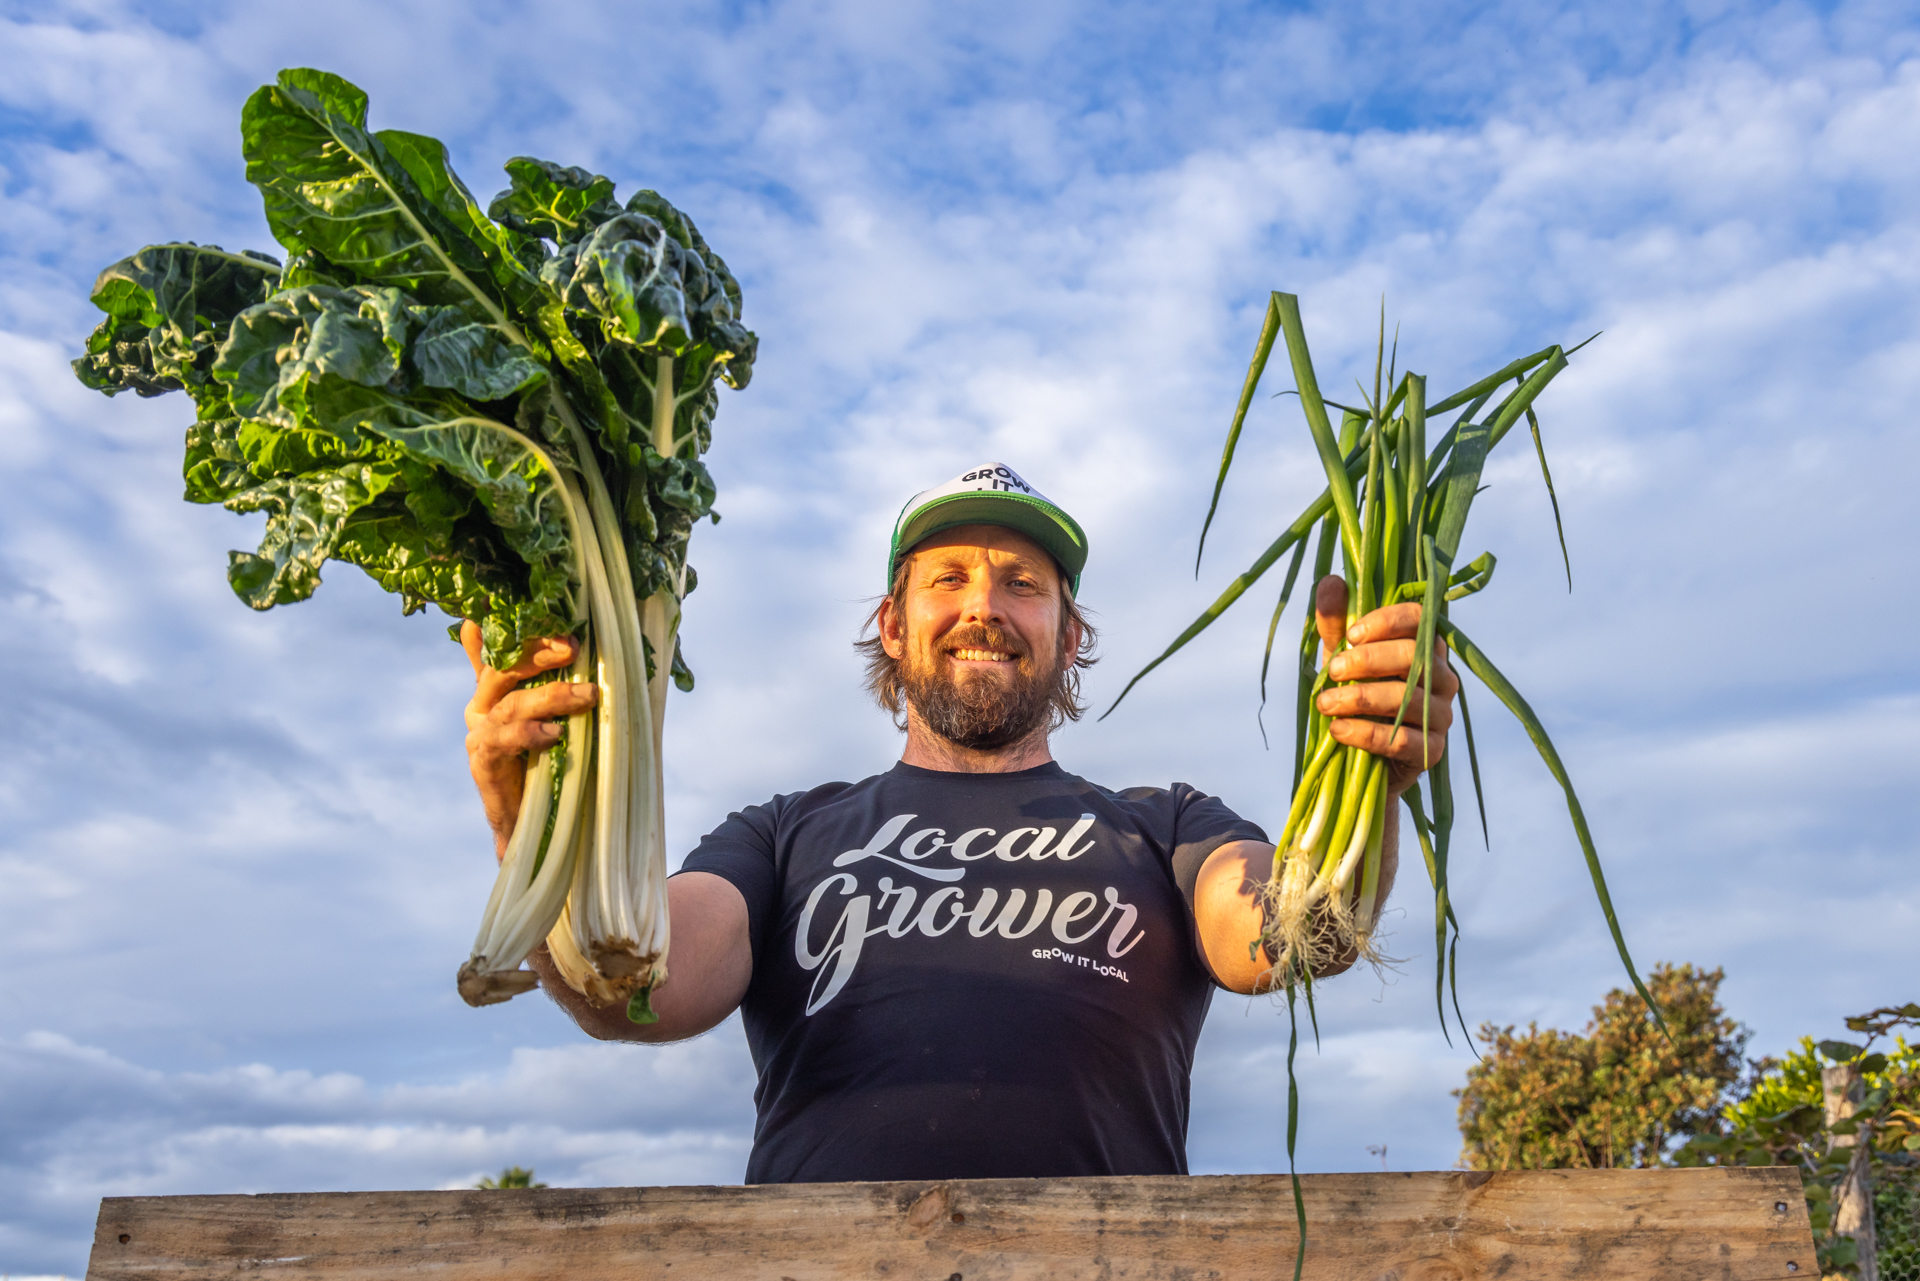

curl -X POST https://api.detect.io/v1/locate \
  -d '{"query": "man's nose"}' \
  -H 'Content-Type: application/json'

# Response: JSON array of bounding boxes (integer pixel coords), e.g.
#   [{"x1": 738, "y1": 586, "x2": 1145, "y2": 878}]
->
[{"x1": 957, "y1": 573, "x2": 1006, "y2": 624}]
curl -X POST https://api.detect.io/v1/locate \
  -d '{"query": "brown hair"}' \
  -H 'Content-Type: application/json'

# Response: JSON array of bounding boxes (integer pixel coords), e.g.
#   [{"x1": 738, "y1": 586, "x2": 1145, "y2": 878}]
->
[{"x1": 855, "y1": 554, "x2": 1099, "y2": 732}]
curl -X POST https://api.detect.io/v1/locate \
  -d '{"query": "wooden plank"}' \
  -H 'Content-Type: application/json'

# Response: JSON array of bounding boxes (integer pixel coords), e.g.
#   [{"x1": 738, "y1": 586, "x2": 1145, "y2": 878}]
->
[{"x1": 87, "y1": 1166, "x2": 1815, "y2": 1280}]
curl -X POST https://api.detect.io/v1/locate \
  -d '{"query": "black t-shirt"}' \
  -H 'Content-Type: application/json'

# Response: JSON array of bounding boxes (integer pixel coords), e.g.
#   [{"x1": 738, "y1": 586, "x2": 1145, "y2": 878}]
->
[{"x1": 677, "y1": 760, "x2": 1266, "y2": 1184}]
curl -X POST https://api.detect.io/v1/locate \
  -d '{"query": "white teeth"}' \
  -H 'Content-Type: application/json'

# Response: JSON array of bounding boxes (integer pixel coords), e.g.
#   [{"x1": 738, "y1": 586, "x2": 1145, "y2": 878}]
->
[{"x1": 951, "y1": 648, "x2": 1014, "y2": 662}]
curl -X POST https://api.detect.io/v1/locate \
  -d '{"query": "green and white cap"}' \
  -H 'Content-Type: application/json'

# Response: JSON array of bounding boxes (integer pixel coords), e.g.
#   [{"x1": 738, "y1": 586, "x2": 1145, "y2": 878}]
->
[{"x1": 888, "y1": 463, "x2": 1089, "y2": 594}]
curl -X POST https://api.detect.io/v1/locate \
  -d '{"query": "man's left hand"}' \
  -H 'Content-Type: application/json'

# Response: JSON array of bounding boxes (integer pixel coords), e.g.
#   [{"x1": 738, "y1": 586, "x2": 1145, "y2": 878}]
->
[{"x1": 1312, "y1": 575, "x2": 1460, "y2": 797}]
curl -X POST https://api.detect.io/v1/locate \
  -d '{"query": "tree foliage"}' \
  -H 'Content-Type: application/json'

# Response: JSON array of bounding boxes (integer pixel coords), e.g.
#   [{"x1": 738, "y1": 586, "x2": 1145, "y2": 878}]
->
[
  {"x1": 1678, "y1": 1004, "x2": 1920, "y2": 1279},
  {"x1": 475, "y1": 1165, "x2": 546, "y2": 1189},
  {"x1": 1718, "y1": 1036, "x2": 1920, "y2": 1137},
  {"x1": 1455, "y1": 962, "x2": 1748, "y2": 1170},
  {"x1": 1454, "y1": 976, "x2": 1920, "y2": 1279}
]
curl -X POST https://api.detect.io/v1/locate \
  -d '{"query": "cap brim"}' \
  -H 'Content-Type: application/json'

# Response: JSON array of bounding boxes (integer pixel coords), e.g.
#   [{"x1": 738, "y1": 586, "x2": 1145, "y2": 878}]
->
[{"x1": 893, "y1": 492, "x2": 1088, "y2": 593}]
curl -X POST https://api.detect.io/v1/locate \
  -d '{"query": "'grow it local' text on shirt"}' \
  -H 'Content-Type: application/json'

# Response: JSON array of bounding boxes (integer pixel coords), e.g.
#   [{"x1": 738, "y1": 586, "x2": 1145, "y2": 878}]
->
[{"x1": 677, "y1": 760, "x2": 1266, "y2": 1183}]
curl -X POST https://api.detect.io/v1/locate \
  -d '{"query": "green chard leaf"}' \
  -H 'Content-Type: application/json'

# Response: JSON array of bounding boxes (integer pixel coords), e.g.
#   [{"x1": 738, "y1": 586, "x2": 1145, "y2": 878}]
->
[
  {"x1": 75, "y1": 243, "x2": 281, "y2": 398},
  {"x1": 240, "y1": 70, "x2": 546, "y2": 328},
  {"x1": 72, "y1": 244, "x2": 289, "y2": 507},
  {"x1": 542, "y1": 192, "x2": 757, "y2": 454},
  {"x1": 646, "y1": 448, "x2": 717, "y2": 520},
  {"x1": 315, "y1": 383, "x2": 579, "y2": 659},
  {"x1": 670, "y1": 637, "x2": 695, "y2": 692},
  {"x1": 412, "y1": 304, "x2": 548, "y2": 400},
  {"x1": 75, "y1": 67, "x2": 752, "y2": 675},
  {"x1": 489, "y1": 158, "x2": 621, "y2": 246},
  {"x1": 333, "y1": 495, "x2": 569, "y2": 662},
  {"x1": 627, "y1": 188, "x2": 756, "y2": 389},
  {"x1": 543, "y1": 214, "x2": 699, "y2": 352},
  {"x1": 183, "y1": 410, "x2": 254, "y2": 505},
  {"x1": 214, "y1": 285, "x2": 411, "y2": 427},
  {"x1": 224, "y1": 459, "x2": 405, "y2": 608}
]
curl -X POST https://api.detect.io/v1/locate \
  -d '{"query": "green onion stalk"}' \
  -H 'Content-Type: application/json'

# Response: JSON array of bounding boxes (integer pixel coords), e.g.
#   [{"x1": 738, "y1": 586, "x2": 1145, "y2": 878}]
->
[
  {"x1": 1260, "y1": 299, "x2": 1466, "y2": 977},
  {"x1": 1104, "y1": 292, "x2": 1654, "y2": 1281},
  {"x1": 1106, "y1": 291, "x2": 1655, "y2": 1026}
]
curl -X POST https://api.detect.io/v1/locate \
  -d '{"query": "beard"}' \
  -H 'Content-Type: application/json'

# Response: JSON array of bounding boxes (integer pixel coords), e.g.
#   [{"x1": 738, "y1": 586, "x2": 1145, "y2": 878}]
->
[{"x1": 899, "y1": 621, "x2": 1061, "y2": 751}]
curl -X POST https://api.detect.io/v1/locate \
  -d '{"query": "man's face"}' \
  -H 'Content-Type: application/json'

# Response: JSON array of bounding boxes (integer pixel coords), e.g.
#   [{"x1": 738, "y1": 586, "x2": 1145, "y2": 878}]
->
[{"x1": 878, "y1": 524, "x2": 1077, "y2": 750}]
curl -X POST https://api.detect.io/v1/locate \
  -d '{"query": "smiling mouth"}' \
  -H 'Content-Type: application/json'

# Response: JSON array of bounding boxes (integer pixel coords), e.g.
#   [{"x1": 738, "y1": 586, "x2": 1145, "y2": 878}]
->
[{"x1": 948, "y1": 647, "x2": 1018, "y2": 663}]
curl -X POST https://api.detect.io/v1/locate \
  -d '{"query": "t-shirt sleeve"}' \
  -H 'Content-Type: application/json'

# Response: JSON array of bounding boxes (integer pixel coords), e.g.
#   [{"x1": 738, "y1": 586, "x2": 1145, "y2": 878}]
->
[
  {"x1": 1166, "y1": 785, "x2": 1270, "y2": 910},
  {"x1": 675, "y1": 798, "x2": 785, "y2": 961}
]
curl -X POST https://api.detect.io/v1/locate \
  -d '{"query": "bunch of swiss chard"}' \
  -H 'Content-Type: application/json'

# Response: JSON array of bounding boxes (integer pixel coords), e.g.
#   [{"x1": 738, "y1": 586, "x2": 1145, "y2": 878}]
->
[{"x1": 72, "y1": 68, "x2": 756, "y2": 1019}]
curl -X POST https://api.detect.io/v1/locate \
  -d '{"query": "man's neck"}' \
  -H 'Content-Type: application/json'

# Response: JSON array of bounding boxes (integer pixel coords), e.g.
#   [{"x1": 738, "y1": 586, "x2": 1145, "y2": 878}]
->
[{"x1": 899, "y1": 714, "x2": 1055, "y2": 774}]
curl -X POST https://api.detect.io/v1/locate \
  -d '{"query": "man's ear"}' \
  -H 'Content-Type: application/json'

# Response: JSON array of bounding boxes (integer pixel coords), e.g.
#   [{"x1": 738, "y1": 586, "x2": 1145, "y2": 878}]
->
[
  {"x1": 878, "y1": 594, "x2": 905, "y2": 661},
  {"x1": 1059, "y1": 596, "x2": 1082, "y2": 664}
]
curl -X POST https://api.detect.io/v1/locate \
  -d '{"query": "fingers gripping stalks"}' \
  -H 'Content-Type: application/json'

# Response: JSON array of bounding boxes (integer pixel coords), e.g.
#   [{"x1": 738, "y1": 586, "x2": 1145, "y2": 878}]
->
[
  {"x1": 459, "y1": 621, "x2": 595, "y2": 1006},
  {"x1": 1260, "y1": 576, "x2": 1457, "y2": 978}
]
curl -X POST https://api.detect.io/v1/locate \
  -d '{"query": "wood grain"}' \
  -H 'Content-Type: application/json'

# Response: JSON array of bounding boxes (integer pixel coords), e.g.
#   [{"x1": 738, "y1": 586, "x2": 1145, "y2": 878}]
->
[{"x1": 87, "y1": 1166, "x2": 1816, "y2": 1280}]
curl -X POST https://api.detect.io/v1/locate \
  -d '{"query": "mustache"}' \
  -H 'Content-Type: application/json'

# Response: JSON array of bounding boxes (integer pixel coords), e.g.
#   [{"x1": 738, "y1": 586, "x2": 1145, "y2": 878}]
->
[
  {"x1": 901, "y1": 620, "x2": 1058, "y2": 751},
  {"x1": 938, "y1": 623, "x2": 1031, "y2": 660}
]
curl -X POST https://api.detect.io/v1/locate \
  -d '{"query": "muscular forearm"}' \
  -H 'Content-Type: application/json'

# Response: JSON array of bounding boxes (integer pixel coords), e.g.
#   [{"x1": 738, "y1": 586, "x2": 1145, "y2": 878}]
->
[
  {"x1": 530, "y1": 871, "x2": 754, "y2": 1044},
  {"x1": 1193, "y1": 803, "x2": 1401, "y2": 994},
  {"x1": 527, "y1": 944, "x2": 664, "y2": 1041}
]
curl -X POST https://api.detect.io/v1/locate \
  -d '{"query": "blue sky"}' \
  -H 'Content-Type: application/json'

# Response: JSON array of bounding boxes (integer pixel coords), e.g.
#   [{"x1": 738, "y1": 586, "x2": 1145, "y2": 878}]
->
[{"x1": 4, "y1": 0, "x2": 1919, "y2": 1272}]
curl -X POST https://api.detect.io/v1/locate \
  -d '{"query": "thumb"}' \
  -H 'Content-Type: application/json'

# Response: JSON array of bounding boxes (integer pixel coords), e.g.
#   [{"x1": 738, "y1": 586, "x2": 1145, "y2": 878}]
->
[
  {"x1": 1315, "y1": 575, "x2": 1349, "y2": 662},
  {"x1": 460, "y1": 620, "x2": 486, "y2": 678}
]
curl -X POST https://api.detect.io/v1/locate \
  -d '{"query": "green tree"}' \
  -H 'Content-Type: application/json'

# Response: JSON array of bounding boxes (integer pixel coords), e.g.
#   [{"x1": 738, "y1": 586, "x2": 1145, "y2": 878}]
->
[
  {"x1": 1720, "y1": 1036, "x2": 1920, "y2": 1136},
  {"x1": 475, "y1": 1166, "x2": 547, "y2": 1189},
  {"x1": 1455, "y1": 962, "x2": 1748, "y2": 1170},
  {"x1": 1679, "y1": 1004, "x2": 1920, "y2": 1280}
]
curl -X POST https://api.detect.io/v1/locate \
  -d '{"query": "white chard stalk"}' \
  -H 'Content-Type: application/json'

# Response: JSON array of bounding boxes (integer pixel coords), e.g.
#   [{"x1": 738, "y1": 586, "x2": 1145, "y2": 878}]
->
[
  {"x1": 539, "y1": 355, "x2": 682, "y2": 1011},
  {"x1": 457, "y1": 440, "x2": 610, "y2": 1007},
  {"x1": 461, "y1": 394, "x2": 677, "y2": 1014},
  {"x1": 445, "y1": 248, "x2": 747, "y2": 1023},
  {"x1": 460, "y1": 385, "x2": 680, "y2": 1012}
]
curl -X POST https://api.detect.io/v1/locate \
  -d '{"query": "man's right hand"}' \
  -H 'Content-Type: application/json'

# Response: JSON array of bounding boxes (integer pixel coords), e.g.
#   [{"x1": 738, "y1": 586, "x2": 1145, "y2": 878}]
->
[{"x1": 461, "y1": 622, "x2": 598, "y2": 860}]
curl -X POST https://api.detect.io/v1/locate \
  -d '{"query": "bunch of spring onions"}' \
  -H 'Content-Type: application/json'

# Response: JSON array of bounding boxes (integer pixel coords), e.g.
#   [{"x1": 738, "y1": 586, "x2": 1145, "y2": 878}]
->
[
  {"x1": 1106, "y1": 292, "x2": 1655, "y2": 1278},
  {"x1": 71, "y1": 69, "x2": 754, "y2": 1021},
  {"x1": 1110, "y1": 292, "x2": 1649, "y2": 1013}
]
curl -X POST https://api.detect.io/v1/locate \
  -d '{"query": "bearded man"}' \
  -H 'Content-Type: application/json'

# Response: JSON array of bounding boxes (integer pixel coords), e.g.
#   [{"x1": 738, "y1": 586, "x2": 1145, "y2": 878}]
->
[{"x1": 461, "y1": 463, "x2": 1457, "y2": 1183}]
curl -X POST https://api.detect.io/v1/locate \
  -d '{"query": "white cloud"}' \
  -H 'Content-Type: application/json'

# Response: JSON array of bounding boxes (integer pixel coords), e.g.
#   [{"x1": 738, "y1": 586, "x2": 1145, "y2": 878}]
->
[{"x1": 0, "y1": 1028, "x2": 755, "y2": 1266}]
